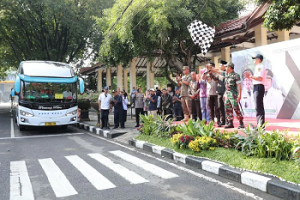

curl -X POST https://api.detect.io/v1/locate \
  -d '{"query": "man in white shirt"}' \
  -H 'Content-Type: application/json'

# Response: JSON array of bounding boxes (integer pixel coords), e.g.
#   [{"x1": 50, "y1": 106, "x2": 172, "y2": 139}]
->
[
  {"x1": 245, "y1": 54, "x2": 266, "y2": 128},
  {"x1": 98, "y1": 86, "x2": 112, "y2": 129}
]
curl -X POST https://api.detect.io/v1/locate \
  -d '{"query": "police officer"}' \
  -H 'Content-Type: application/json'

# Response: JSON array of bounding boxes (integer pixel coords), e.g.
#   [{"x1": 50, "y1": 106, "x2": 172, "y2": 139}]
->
[
  {"x1": 245, "y1": 54, "x2": 265, "y2": 128},
  {"x1": 210, "y1": 62, "x2": 245, "y2": 129}
]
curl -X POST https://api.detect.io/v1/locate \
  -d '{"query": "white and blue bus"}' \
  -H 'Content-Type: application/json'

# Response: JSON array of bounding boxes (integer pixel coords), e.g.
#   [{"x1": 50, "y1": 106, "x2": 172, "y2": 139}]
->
[{"x1": 11, "y1": 61, "x2": 84, "y2": 131}]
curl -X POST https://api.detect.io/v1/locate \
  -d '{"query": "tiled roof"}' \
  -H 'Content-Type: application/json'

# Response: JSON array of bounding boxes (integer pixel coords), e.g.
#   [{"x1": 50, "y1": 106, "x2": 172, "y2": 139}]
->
[
  {"x1": 79, "y1": 63, "x2": 103, "y2": 74},
  {"x1": 215, "y1": 14, "x2": 251, "y2": 36}
]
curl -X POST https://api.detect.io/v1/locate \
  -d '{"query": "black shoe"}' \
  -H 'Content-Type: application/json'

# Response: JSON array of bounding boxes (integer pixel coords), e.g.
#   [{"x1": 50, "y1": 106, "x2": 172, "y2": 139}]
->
[
  {"x1": 238, "y1": 120, "x2": 245, "y2": 129},
  {"x1": 120, "y1": 127, "x2": 125, "y2": 129},
  {"x1": 135, "y1": 125, "x2": 139, "y2": 127},
  {"x1": 225, "y1": 121, "x2": 234, "y2": 129},
  {"x1": 113, "y1": 127, "x2": 118, "y2": 129},
  {"x1": 103, "y1": 127, "x2": 110, "y2": 130}
]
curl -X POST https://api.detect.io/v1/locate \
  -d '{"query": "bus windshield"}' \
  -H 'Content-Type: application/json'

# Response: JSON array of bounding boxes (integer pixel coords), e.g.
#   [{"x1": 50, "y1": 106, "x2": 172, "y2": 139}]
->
[{"x1": 21, "y1": 82, "x2": 77, "y2": 103}]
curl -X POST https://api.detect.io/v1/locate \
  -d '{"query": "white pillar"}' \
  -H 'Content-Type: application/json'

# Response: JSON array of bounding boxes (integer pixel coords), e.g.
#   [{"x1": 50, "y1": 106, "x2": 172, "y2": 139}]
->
[
  {"x1": 255, "y1": 25, "x2": 267, "y2": 46},
  {"x1": 212, "y1": 56, "x2": 219, "y2": 69},
  {"x1": 147, "y1": 62, "x2": 154, "y2": 89},
  {"x1": 106, "y1": 68, "x2": 111, "y2": 87},
  {"x1": 117, "y1": 64, "x2": 123, "y2": 90},
  {"x1": 221, "y1": 47, "x2": 231, "y2": 62},
  {"x1": 124, "y1": 69, "x2": 128, "y2": 93},
  {"x1": 276, "y1": 30, "x2": 289, "y2": 42},
  {"x1": 97, "y1": 69, "x2": 103, "y2": 92},
  {"x1": 130, "y1": 58, "x2": 137, "y2": 92}
]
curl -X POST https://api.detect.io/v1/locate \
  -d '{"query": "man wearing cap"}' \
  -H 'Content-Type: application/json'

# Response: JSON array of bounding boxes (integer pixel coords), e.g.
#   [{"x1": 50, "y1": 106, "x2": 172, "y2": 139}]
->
[
  {"x1": 241, "y1": 68, "x2": 255, "y2": 118},
  {"x1": 190, "y1": 71, "x2": 201, "y2": 120},
  {"x1": 215, "y1": 60, "x2": 227, "y2": 126},
  {"x1": 176, "y1": 66, "x2": 192, "y2": 121},
  {"x1": 98, "y1": 86, "x2": 112, "y2": 130},
  {"x1": 210, "y1": 62, "x2": 245, "y2": 129},
  {"x1": 147, "y1": 88, "x2": 158, "y2": 118},
  {"x1": 263, "y1": 69, "x2": 284, "y2": 118},
  {"x1": 245, "y1": 54, "x2": 266, "y2": 128}
]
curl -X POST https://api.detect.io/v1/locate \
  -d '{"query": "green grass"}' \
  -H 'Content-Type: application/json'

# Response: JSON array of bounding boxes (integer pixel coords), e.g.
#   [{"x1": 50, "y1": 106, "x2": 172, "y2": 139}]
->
[{"x1": 136, "y1": 134, "x2": 300, "y2": 184}]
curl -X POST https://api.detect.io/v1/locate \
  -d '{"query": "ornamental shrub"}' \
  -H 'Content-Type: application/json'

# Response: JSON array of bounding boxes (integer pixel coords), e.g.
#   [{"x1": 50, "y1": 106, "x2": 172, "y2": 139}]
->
[
  {"x1": 171, "y1": 133, "x2": 183, "y2": 148},
  {"x1": 178, "y1": 135, "x2": 194, "y2": 149},
  {"x1": 188, "y1": 136, "x2": 216, "y2": 152}
]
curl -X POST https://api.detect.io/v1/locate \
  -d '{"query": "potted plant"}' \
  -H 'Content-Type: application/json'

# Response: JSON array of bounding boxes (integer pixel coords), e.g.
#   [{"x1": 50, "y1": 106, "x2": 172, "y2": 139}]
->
[{"x1": 77, "y1": 93, "x2": 91, "y2": 121}]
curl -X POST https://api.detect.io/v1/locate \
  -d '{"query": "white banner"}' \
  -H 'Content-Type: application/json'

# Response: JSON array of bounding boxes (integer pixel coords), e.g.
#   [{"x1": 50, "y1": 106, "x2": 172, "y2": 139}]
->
[{"x1": 232, "y1": 38, "x2": 300, "y2": 119}]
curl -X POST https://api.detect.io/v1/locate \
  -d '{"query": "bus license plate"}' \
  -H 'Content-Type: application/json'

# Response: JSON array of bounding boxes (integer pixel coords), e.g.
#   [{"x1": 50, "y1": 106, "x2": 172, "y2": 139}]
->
[{"x1": 45, "y1": 122, "x2": 56, "y2": 126}]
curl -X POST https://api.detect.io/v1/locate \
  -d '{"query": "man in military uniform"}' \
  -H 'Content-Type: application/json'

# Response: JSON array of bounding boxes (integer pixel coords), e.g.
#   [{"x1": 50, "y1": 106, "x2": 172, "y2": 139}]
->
[
  {"x1": 176, "y1": 66, "x2": 192, "y2": 121},
  {"x1": 210, "y1": 62, "x2": 244, "y2": 129}
]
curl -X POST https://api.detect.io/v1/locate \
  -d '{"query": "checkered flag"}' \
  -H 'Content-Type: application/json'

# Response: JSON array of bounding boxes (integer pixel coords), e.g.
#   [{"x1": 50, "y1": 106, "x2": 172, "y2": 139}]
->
[{"x1": 187, "y1": 20, "x2": 215, "y2": 56}]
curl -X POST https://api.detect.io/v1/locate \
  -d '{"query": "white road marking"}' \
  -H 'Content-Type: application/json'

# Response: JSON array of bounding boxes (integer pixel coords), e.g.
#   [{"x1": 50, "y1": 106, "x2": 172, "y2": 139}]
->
[
  {"x1": 65, "y1": 155, "x2": 116, "y2": 190},
  {"x1": 10, "y1": 161, "x2": 34, "y2": 200},
  {"x1": 89, "y1": 153, "x2": 149, "y2": 184},
  {"x1": 86, "y1": 132, "x2": 264, "y2": 200},
  {"x1": 110, "y1": 150, "x2": 179, "y2": 179},
  {"x1": 0, "y1": 133, "x2": 84, "y2": 140},
  {"x1": 39, "y1": 158, "x2": 78, "y2": 198},
  {"x1": 11, "y1": 118, "x2": 15, "y2": 138}
]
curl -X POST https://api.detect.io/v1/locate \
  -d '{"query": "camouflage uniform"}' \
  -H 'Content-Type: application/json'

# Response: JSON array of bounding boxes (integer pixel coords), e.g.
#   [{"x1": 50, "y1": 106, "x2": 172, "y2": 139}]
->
[{"x1": 212, "y1": 71, "x2": 243, "y2": 122}]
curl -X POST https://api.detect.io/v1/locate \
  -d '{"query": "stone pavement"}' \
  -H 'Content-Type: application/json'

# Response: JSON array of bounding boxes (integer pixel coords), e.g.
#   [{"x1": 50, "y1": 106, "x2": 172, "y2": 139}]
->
[{"x1": 82, "y1": 109, "x2": 140, "y2": 144}]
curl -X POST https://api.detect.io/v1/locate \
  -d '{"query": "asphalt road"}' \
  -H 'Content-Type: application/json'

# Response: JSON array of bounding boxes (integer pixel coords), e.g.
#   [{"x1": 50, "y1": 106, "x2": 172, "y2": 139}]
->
[{"x1": 0, "y1": 103, "x2": 281, "y2": 200}]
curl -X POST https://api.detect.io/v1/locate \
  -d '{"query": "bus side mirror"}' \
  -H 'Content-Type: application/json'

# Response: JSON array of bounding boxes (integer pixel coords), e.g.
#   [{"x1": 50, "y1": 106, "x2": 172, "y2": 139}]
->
[
  {"x1": 79, "y1": 78, "x2": 84, "y2": 95},
  {"x1": 14, "y1": 76, "x2": 21, "y2": 94},
  {"x1": 11, "y1": 89, "x2": 15, "y2": 97}
]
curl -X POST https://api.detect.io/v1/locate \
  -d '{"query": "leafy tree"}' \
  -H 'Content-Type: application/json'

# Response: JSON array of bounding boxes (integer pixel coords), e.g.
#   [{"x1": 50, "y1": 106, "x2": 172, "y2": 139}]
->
[
  {"x1": 0, "y1": 0, "x2": 114, "y2": 77},
  {"x1": 257, "y1": 0, "x2": 300, "y2": 30},
  {"x1": 98, "y1": 0, "x2": 245, "y2": 83}
]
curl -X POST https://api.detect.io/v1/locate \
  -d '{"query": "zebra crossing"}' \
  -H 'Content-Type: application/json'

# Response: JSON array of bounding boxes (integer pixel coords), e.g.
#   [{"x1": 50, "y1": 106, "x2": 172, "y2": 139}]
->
[{"x1": 8, "y1": 150, "x2": 179, "y2": 200}]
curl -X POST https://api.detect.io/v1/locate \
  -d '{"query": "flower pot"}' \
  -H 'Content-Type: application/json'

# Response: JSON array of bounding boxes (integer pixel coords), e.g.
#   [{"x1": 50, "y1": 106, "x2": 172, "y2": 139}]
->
[
  {"x1": 80, "y1": 109, "x2": 90, "y2": 121},
  {"x1": 78, "y1": 99, "x2": 91, "y2": 110},
  {"x1": 91, "y1": 102, "x2": 99, "y2": 112}
]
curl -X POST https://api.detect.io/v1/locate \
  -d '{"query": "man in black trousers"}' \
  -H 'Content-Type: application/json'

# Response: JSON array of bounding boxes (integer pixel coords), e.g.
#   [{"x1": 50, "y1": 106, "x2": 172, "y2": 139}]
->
[
  {"x1": 245, "y1": 54, "x2": 266, "y2": 128},
  {"x1": 112, "y1": 90, "x2": 124, "y2": 129},
  {"x1": 216, "y1": 60, "x2": 227, "y2": 127}
]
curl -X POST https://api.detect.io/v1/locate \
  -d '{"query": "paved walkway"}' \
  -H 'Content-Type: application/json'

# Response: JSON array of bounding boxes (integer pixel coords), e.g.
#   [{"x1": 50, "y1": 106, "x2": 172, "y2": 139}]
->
[{"x1": 81, "y1": 109, "x2": 140, "y2": 144}]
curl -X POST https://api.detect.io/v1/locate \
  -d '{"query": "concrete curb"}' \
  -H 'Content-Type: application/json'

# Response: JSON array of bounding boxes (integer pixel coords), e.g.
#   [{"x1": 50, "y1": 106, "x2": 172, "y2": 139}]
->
[
  {"x1": 129, "y1": 138, "x2": 300, "y2": 200},
  {"x1": 74, "y1": 122, "x2": 126, "y2": 139}
]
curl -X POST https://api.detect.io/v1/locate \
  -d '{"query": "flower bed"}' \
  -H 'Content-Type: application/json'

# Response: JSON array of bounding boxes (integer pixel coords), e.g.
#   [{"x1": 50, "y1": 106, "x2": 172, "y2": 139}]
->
[{"x1": 136, "y1": 117, "x2": 300, "y2": 184}]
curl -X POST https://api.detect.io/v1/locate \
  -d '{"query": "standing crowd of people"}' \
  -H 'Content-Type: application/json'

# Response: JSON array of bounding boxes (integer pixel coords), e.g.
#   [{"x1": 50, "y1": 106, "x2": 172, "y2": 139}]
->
[{"x1": 98, "y1": 54, "x2": 266, "y2": 130}]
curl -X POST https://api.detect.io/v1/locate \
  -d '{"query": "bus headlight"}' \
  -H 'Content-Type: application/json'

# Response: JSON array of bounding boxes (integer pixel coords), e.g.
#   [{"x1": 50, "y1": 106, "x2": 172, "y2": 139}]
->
[
  {"x1": 20, "y1": 110, "x2": 34, "y2": 117},
  {"x1": 66, "y1": 109, "x2": 77, "y2": 116}
]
